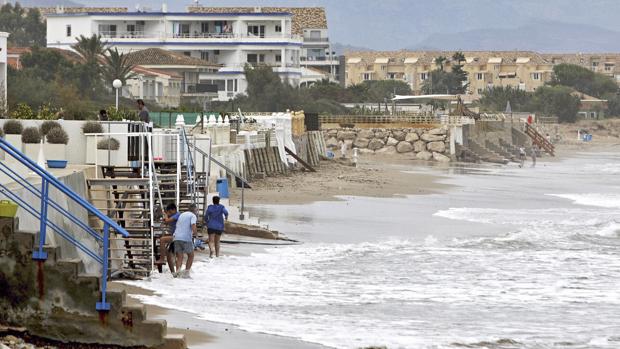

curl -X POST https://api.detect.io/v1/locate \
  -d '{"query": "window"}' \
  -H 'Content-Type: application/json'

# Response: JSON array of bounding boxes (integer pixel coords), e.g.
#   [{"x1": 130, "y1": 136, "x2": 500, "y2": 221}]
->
[
  {"x1": 388, "y1": 73, "x2": 398, "y2": 79},
  {"x1": 201, "y1": 22, "x2": 209, "y2": 33},
  {"x1": 381, "y1": 65, "x2": 386, "y2": 71},
  {"x1": 66, "y1": 25, "x2": 71, "y2": 37},
  {"x1": 476, "y1": 73, "x2": 484, "y2": 80},
  {"x1": 247, "y1": 25, "x2": 265, "y2": 38},
  {"x1": 275, "y1": 24, "x2": 282, "y2": 33},
  {"x1": 200, "y1": 51, "x2": 209, "y2": 61},
  {"x1": 420, "y1": 72, "x2": 428, "y2": 80},
  {"x1": 519, "y1": 83, "x2": 526, "y2": 91},
  {"x1": 363, "y1": 73, "x2": 371, "y2": 80},
  {"x1": 183, "y1": 51, "x2": 191, "y2": 57},
  {"x1": 532, "y1": 72, "x2": 541, "y2": 80},
  {"x1": 247, "y1": 53, "x2": 265, "y2": 64},
  {"x1": 276, "y1": 54, "x2": 282, "y2": 62},
  {"x1": 127, "y1": 24, "x2": 136, "y2": 34},
  {"x1": 605, "y1": 64, "x2": 614, "y2": 71},
  {"x1": 310, "y1": 30, "x2": 321, "y2": 39},
  {"x1": 477, "y1": 88, "x2": 483, "y2": 94},
  {"x1": 592, "y1": 61, "x2": 599, "y2": 67},
  {"x1": 98, "y1": 24, "x2": 117, "y2": 37},
  {"x1": 494, "y1": 64, "x2": 500, "y2": 70}
]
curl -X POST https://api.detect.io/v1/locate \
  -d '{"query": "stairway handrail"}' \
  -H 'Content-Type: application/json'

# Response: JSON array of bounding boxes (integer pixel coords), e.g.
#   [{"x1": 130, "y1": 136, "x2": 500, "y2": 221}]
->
[
  {"x1": 188, "y1": 141, "x2": 251, "y2": 187},
  {"x1": 0, "y1": 138, "x2": 130, "y2": 312},
  {"x1": 0, "y1": 139, "x2": 130, "y2": 237}
]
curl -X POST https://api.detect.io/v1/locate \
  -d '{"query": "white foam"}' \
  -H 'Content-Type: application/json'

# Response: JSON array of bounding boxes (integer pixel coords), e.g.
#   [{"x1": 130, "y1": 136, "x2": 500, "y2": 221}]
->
[{"x1": 549, "y1": 193, "x2": 620, "y2": 209}]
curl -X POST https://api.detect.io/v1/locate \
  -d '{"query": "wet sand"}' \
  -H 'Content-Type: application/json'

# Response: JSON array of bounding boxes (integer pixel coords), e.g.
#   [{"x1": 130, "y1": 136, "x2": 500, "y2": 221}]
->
[{"x1": 230, "y1": 155, "x2": 450, "y2": 205}]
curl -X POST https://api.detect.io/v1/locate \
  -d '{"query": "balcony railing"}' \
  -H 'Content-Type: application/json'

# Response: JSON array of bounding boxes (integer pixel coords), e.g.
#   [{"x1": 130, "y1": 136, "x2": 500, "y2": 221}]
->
[
  {"x1": 303, "y1": 37, "x2": 329, "y2": 42},
  {"x1": 99, "y1": 31, "x2": 302, "y2": 41},
  {"x1": 301, "y1": 56, "x2": 339, "y2": 62}
]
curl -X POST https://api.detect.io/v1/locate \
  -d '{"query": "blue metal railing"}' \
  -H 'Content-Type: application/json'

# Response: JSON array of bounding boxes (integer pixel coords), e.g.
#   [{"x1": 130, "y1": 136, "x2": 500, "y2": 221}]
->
[{"x1": 0, "y1": 138, "x2": 130, "y2": 312}]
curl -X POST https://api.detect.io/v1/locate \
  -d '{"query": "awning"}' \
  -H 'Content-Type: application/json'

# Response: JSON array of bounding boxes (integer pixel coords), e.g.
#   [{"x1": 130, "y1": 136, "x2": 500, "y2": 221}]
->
[
  {"x1": 347, "y1": 57, "x2": 362, "y2": 64},
  {"x1": 499, "y1": 71, "x2": 517, "y2": 78},
  {"x1": 465, "y1": 57, "x2": 477, "y2": 63},
  {"x1": 516, "y1": 57, "x2": 531, "y2": 64},
  {"x1": 404, "y1": 57, "x2": 419, "y2": 64},
  {"x1": 392, "y1": 94, "x2": 459, "y2": 101},
  {"x1": 375, "y1": 57, "x2": 389, "y2": 64},
  {"x1": 488, "y1": 57, "x2": 502, "y2": 64}
]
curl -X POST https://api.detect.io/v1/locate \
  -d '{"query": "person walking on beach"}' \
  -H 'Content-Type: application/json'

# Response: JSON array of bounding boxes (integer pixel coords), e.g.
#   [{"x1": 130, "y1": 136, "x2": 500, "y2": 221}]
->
[
  {"x1": 171, "y1": 204, "x2": 198, "y2": 277},
  {"x1": 339, "y1": 140, "x2": 347, "y2": 159},
  {"x1": 518, "y1": 146, "x2": 526, "y2": 168},
  {"x1": 531, "y1": 145, "x2": 538, "y2": 167},
  {"x1": 205, "y1": 196, "x2": 229, "y2": 258},
  {"x1": 159, "y1": 203, "x2": 180, "y2": 273}
]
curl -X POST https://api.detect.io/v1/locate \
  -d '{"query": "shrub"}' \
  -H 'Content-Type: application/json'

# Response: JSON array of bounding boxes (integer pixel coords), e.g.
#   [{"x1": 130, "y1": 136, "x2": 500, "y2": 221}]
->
[
  {"x1": 46, "y1": 127, "x2": 69, "y2": 144},
  {"x1": 97, "y1": 138, "x2": 120, "y2": 150},
  {"x1": 40, "y1": 120, "x2": 62, "y2": 136},
  {"x1": 10, "y1": 103, "x2": 35, "y2": 119},
  {"x1": 21, "y1": 127, "x2": 41, "y2": 144},
  {"x1": 3, "y1": 120, "x2": 23, "y2": 135},
  {"x1": 37, "y1": 104, "x2": 58, "y2": 120},
  {"x1": 82, "y1": 121, "x2": 103, "y2": 134}
]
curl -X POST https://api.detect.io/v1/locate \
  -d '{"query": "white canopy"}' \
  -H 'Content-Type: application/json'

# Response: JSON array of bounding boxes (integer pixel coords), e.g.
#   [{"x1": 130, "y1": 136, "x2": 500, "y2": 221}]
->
[{"x1": 392, "y1": 94, "x2": 459, "y2": 101}]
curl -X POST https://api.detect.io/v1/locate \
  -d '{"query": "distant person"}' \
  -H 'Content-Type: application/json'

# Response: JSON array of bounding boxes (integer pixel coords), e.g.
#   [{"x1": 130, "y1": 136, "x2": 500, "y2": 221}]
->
[
  {"x1": 205, "y1": 196, "x2": 229, "y2": 258},
  {"x1": 158, "y1": 203, "x2": 180, "y2": 273},
  {"x1": 531, "y1": 145, "x2": 538, "y2": 167},
  {"x1": 99, "y1": 109, "x2": 108, "y2": 121},
  {"x1": 546, "y1": 133, "x2": 552, "y2": 144},
  {"x1": 339, "y1": 140, "x2": 347, "y2": 159},
  {"x1": 527, "y1": 115, "x2": 533, "y2": 125},
  {"x1": 518, "y1": 146, "x2": 526, "y2": 168},
  {"x1": 171, "y1": 204, "x2": 198, "y2": 277},
  {"x1": 137, "y1": 99, "x2": 150, "y2": 124}
]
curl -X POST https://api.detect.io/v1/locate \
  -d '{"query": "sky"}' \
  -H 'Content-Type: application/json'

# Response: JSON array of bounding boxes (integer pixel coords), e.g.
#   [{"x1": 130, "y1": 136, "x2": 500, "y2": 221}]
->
[{"x1": 28, "y1": 0, "x2": 620, "y2": 52}]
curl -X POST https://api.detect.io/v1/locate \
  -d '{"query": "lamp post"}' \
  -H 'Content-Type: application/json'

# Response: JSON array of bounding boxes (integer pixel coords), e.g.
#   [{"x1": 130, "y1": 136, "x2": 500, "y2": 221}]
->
[{"x1": 112, "y1": 79, "x2": 122, "y2": 110}]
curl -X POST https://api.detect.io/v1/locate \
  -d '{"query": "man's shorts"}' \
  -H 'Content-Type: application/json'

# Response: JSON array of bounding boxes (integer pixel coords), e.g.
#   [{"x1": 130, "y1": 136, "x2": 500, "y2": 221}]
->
[
  {"x1": 207, "y1": 229, "x2": 223, "y2": 235},
  {"x1": 170, "y1": 240, "x2": 193, "y2": 254}
]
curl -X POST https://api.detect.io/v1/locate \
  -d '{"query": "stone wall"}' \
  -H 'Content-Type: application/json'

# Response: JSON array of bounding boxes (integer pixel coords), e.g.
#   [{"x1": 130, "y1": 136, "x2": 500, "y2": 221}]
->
[{"x1": 324, "y1": 127, "x2": 452, "y2": 162}]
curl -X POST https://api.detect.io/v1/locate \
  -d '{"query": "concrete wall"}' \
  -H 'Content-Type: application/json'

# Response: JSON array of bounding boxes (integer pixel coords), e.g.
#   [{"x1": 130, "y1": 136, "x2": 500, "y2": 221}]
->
[{"x1": 0, "y1": 32, "x2": 7, "y2": 113}]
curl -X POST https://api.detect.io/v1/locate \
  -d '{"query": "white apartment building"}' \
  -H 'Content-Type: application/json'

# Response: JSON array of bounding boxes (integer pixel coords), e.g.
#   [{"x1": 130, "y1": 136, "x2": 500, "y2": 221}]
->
[
  {"x1": 46, "y1": 9, "x2": 304, "y2": 101},
  {"x1": 0, "y1": 32, "x2": 7, "y2": 112}
]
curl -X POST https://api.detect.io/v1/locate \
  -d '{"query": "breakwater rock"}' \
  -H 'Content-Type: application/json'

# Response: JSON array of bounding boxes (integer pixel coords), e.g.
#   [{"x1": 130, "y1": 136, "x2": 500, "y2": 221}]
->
[{"x1": 324, "y1": 127, "x2": 451, "y2": 161}]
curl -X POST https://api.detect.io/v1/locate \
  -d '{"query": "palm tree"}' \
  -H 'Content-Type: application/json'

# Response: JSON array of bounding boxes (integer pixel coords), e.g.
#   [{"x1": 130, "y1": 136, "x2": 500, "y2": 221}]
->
[
  {"x1": 452, "y1": 51, "x2": 465, "y2": 64},
  {"x1": 72, "y1": 34, "x2": 107, "y2": 64},
  {"x1": 434, "y1": 56, "x2": 448, "y2": 71},
  {"x1": 102, "y1": 48, "x2": 137, "y2": 85}
]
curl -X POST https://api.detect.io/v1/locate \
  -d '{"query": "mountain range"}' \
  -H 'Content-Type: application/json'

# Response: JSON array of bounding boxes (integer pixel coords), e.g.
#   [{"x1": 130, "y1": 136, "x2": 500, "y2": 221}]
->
[{"x1": 7, "y1": 0, "x2": 620, "y2": 52}]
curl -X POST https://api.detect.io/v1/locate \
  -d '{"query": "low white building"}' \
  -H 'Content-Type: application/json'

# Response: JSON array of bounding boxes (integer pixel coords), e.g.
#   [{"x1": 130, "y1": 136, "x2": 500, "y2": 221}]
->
[
  {"x1": 0, "y1": 32, "x2": 8, "y2": 113},
  {"x1": 46, "y1": 8, "x2": 304, "y2": 101}
]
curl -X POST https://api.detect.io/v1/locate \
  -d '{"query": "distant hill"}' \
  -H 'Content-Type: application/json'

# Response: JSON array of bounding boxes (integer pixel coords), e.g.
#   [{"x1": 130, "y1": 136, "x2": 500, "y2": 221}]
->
[
  {"x1": 332, "y1": 42, "x2": 373, "y2": 55},
  {"x1": 6, "y1": 0, "x2": 82, "y2": 6},
  {"x1": 410, "y1": 21, "x2": 620, "y2": 53}
]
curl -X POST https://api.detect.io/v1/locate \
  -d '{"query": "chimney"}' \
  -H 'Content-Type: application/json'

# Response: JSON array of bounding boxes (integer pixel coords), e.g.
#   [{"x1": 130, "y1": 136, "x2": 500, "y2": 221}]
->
[{"x1": 161, "y1": 3, "x2": 167, "y2": 12}]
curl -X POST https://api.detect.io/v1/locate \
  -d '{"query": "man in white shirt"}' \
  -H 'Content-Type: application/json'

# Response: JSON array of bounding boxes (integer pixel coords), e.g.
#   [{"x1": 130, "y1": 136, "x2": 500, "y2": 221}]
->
[{"x1": 171, "y1": 204, "x2": 198, "y2": 277}]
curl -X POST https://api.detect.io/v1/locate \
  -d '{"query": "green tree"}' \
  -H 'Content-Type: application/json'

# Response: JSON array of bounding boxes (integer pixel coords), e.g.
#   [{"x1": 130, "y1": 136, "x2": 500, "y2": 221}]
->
[
  {"x1": 0, "y1": 3, "x2": 46, "y2": 47},
  {"x1": 102, "y1": 48, "x2": 137, "y2": 85},
  {"x1": 434, "y1": 56, "x2": 448, "y2": 71},
  {"x1": 550, "y1": 63, "x2": 618, "y2": 98},
  {"x1": 529, "y1": 85, "x2": 580, "y2": 123},
  {"x1": 72, "y1": 34, "x2": 107, "y2": 65},
  {"x1": 479, "y1": 86, "x2": 532, "y2": 112}
]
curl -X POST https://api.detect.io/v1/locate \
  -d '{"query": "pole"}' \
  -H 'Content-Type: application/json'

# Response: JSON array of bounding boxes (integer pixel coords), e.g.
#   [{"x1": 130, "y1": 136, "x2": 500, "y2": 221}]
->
[
  {"x1": 176, "y1": 133, "x2": 181, "y2": 207},
  {"x1": 239, "y1": 180, "x2": 245, "y2": 220},
  {"x1": 147, "y1": 133, "x2": 155, "y2": 275},
  {"x1": 115, "y1": 88, "x2": 119, "y2": 110}
]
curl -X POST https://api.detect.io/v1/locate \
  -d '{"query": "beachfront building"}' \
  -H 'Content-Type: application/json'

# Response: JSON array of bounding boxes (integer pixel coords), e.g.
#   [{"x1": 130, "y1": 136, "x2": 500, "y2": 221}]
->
[
  {"x1": 0, "y1": 32, "x2": 7, "y2": 112},
  {"x1": 45, "y1": 7, "x2": 304, "y2": 101},
  {"x1": 542, "y1": 53, "x2": 620, "y2": 85},
  {"x1": 345, "y1": 51, "x2": 554, "y2": 98},
  {"x1": 187, "y1": 6, "x2": 338, "y2": 84}
]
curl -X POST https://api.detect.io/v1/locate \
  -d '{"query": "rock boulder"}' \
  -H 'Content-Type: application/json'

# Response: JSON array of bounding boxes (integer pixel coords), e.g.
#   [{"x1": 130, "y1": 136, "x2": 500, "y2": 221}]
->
[
  {"x1": 376, "y1": 146, "x2": 397, "y2": 155},
  {"x1": 338, "y1": 130, "x2": 357, "y2": 141},
  {"x1": 416, "y1": 151, "x2": 433, "y2": 160},
  {"x1": 326, "y1": 137, "x2": 339, "y2": 149},
  {"x1": 392, "y1": 130, "x2": 406, "y2": 141},
  {"x1": 396, "y1": 141, "x2": 414, "y2": 153},
  {"x1": 358, "y1": 129, "x2": 374, "y2": 139},
  {"x1": 413, "y1": 140, "x2": 426, "y2": 153},
  {"x1": 421, "y1": 133, "x2": 446, "y2": 142},
  {"x1": 368, "y1": 138, "x2": 386, "y2": 151},
  {"x1": 428, "y1": 127, "x2": 447, "y2": 135},
  {"x1": 386, "y1": 137, "x2": 399, "y2": 146},
  {"x1": 433, "y1": 152, "x2": 451, "y2": 162},
  {"x1": 353, "y1": 138, "x2": 370, "y2": 148},
  {"x1": 405, "y1": 132, "x2": 419, "y2": 142},
  {"x1": 427, "y1": 141, "x2": 446, "y2": 153}
]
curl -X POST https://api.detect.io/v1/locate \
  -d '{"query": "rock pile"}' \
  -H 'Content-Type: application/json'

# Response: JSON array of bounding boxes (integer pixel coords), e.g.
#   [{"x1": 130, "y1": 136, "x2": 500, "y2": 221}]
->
[{"x1": 324, "y1": 127, "x2": 451, "y2": 162}]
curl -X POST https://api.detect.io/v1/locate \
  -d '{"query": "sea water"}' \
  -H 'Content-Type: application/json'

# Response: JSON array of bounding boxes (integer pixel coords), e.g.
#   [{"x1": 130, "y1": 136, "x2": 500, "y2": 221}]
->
[{"x1": 126, "y1": 151, "x2": 620, "y2": 349}]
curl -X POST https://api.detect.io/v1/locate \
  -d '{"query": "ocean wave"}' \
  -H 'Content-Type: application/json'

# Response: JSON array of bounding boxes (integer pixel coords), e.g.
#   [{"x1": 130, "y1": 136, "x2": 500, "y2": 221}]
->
[{"x1": 549, "y1": 193, "x2": 620, "y2": 209}]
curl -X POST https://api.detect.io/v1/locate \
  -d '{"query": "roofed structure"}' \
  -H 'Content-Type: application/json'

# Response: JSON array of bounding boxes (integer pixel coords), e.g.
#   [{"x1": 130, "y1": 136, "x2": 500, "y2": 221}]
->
[
  {"x1": 125, "y1": 48, "x2": 219, "y2": 68},
  {"x1": 187, "y1": 7, "x2": 328, "y2": 34}
]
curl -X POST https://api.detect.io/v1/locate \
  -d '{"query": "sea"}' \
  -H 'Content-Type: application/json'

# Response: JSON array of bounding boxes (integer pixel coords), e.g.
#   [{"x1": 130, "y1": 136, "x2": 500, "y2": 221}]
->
[{"x1": 125, "y1": 151, "x2": 620, "y2": 349}]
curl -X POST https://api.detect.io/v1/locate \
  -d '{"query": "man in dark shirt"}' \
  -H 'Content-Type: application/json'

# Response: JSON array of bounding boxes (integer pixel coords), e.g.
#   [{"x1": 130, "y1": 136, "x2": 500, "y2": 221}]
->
[
  {"x1": 137, "y1": 99, "x2": 150, "y2": 123},
  {"x1": 159, "y1": 203, "x2": 180, "y2": 273}
]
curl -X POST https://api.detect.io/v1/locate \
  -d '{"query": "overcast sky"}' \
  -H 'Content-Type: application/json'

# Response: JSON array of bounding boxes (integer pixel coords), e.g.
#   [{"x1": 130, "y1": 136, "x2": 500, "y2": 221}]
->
[{"x1": 54, "y1": 0, "x2": 620, "y2": 51}]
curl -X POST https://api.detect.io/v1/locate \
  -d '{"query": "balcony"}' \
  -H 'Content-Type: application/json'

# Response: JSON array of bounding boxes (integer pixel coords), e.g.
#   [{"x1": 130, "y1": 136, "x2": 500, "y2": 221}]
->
[
  {"x1": 97, "y1": 31, "x2": 303, "y2": 45},
  {"x1": 301, "y1": 56, "x2": 339, "y2": 66},
  {"x1": 303, "y1": 37, "x2": 329, "y2": 43}
]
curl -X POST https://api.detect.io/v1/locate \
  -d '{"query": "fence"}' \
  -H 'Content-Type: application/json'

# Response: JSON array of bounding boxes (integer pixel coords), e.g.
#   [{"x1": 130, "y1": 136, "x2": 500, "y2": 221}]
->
[{"x1": 319, "y1": 114, "x2": 440, "y2": 125}]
